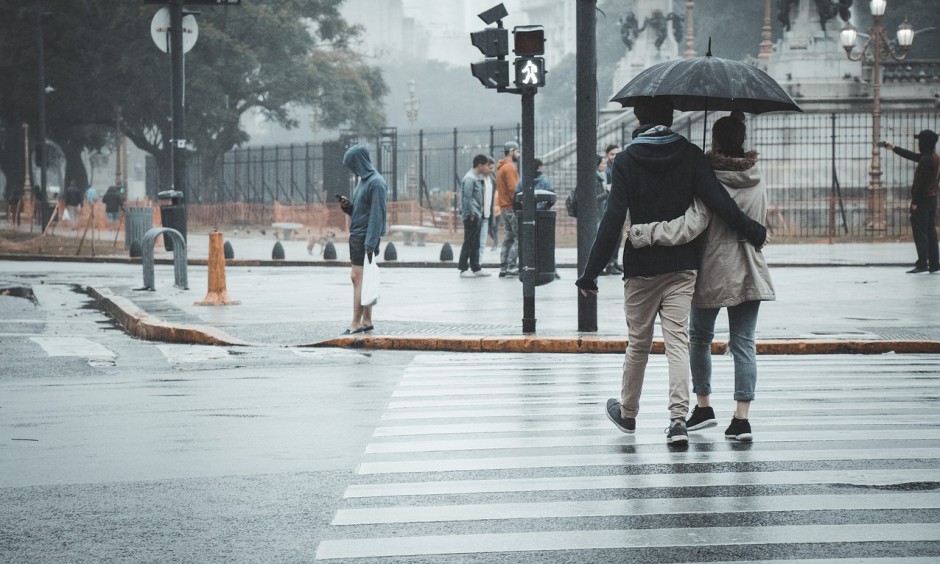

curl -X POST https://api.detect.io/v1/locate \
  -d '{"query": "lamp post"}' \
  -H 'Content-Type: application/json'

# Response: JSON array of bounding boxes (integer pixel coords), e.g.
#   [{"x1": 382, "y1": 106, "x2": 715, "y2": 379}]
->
[
  {"x1": 404, "y1": 80, "x2": 420, "y2": 199},
  {"x1": 840, "y1": 0, "x2": 914, "y2": 233}
]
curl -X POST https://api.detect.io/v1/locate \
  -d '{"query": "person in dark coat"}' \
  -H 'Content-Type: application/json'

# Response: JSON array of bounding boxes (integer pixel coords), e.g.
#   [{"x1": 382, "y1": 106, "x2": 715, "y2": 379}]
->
[
  {"x1": 883, "y1": 130, "x2": 939, "y2": 273},
  {"x1": 575, "y1": 96, "x2": 767, "y2": 446}
]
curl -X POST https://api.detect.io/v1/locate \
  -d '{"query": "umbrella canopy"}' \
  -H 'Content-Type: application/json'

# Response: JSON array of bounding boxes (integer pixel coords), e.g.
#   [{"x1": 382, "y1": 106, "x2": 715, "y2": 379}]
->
[{"x1": 610, "y1": 49, "x2": 802, "y2": 115}]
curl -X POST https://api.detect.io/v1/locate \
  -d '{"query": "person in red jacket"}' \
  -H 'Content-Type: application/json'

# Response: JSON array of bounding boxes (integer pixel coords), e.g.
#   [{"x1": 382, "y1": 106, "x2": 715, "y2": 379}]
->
[
  {"x1": 883, "y1": 130, "x2": 939, "y2": 274},
  {"x1": 495, "y1": 141, "x2": 520, "y2": 277}
]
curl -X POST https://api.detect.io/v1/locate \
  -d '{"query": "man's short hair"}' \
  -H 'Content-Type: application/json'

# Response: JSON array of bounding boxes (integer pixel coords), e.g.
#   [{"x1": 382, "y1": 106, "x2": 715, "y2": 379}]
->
[
  {"x1": 533, "y1": 158, "x2": 543, "y2": 170},
  {"x1": 604, "y1": 144, "x2": 619, "y2": 155},
  {"x1": 472, "y1": 154, "x2": 489, "y2": 168},
  {"x1": 633, "y1": 97, "x2": 674, "y2": 127}
]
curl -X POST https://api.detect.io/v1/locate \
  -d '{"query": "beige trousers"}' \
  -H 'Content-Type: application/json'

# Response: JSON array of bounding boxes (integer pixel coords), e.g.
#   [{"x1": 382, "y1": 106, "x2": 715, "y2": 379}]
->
[{"x1": 620, "y1": 270, "x2": 697, "y2": 421}]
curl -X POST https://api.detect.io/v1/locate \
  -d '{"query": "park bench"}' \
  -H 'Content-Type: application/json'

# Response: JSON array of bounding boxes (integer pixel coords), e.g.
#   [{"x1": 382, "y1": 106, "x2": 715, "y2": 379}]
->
[
  {"x1": 271, "y1": 222, "x2": 304, "y2": 241},
  {"x1": 388, "y1": 224, "x2": 440, "y2": 246}
]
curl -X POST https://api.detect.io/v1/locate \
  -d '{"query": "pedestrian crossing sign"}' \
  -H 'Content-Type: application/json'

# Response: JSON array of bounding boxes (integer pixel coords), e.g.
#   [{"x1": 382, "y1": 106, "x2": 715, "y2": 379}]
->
[{"x1": 514, "y1": 57, "x2": 545, "y2": 88}]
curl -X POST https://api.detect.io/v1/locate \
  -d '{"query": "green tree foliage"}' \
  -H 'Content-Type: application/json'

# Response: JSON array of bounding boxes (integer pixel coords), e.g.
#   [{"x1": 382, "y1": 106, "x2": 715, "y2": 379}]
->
[{"x1": 0, "y1": 0, "x2": 387, "y2": 202}]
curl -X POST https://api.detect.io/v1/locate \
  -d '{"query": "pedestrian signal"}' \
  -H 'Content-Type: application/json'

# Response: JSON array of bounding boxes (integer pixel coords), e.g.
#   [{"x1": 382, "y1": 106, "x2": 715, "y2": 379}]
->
[
  {"x1": 514, "y1": 57, "x2": 545, "y2": 88},
  {"x1": 513, "y1": 25, "x2": 544, "y2": 57}
]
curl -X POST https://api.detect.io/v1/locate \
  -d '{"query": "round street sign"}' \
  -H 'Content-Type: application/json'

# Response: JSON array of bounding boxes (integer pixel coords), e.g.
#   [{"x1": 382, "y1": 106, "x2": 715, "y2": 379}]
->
[{"x1": 150, "y1": 8, "x2": 199, "y2": 54}]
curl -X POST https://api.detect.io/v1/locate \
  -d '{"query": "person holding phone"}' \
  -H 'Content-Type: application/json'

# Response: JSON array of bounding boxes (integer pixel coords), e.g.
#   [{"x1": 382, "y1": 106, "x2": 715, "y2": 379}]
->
[{"x1": 339, "y1": 145, "x2": 387, "y2": 335}]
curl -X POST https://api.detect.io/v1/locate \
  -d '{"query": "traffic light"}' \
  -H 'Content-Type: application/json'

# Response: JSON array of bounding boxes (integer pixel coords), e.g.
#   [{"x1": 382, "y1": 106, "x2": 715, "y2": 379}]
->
[
  {"x1": 512, "y1": 26, "x2": 546, "y2": 88},
  {"x1": 470, "y1": 4, "x2": 510, "y2": 90}
]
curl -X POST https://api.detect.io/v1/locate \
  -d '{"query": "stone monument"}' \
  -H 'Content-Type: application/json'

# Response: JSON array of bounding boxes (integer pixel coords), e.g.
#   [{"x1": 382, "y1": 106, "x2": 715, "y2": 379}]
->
[
  {"x1": 764, "y1": 0, "x2": 866, "y2": 99},
  {"x1": 610, "y1": 0, "x2": 684, "y2": 105}
]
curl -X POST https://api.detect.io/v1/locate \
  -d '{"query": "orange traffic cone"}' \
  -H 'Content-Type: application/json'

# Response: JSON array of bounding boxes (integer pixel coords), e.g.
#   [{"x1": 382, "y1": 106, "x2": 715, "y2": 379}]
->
[{"x1": 195, "y1": 231, "x2": 240, "y2": 306}]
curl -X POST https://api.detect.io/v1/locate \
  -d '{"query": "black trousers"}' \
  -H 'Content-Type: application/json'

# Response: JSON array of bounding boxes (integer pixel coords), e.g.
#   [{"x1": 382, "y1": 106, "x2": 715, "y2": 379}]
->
[
  {"x1": 911, "y1": 198, "x2": 939, "y2": 270},
  {"x1": 459, "y1": 216, "x2": 482, "y2": 272}
]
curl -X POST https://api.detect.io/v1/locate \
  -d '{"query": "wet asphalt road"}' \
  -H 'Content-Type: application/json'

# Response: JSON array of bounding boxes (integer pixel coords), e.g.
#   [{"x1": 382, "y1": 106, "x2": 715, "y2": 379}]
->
[{"x1": 1, "y1": 282, "x2": 939, "y2": 562}]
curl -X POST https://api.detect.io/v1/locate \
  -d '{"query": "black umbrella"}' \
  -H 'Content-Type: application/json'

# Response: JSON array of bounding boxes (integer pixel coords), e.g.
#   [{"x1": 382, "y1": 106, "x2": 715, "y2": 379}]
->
[{"x1": 610, "y1": 43, "x2": 801, "y2": 143}]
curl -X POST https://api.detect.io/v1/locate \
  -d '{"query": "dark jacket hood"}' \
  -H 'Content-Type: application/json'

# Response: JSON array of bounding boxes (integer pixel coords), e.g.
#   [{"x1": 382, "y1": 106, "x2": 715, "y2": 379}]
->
[
  {"x1": 624, "y1": 125, "x2": 688, "y2": 173},
  {"x1": 342, "y1": 144, "x2": 376, "y2": 178}
]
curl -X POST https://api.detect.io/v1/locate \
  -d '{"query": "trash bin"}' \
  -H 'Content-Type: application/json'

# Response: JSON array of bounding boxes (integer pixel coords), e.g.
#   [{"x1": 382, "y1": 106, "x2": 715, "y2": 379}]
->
[
  {"x1": 514, "y1": 190, "x2": 557, "y2": 286},
  {"x1": 38, "y1": 201, "x2": 56, "y2": 230},
  {"x1": 124, "y1": 206, "x2": 154, "y2": 251},
  {"x1": 157, "y1": 190, "x2": 186, "y2": 251}
]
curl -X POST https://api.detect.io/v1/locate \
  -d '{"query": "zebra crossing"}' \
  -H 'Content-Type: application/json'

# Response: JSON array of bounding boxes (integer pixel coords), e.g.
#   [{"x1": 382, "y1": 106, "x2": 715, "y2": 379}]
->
[{"x1": 315, "y1": 353, "x2": 940, "y2": 562}]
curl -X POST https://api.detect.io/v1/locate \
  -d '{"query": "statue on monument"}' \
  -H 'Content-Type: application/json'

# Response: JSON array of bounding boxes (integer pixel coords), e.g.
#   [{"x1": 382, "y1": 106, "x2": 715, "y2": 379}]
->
[
  {"x1": 778, "y1": 0, "x2": 853, "y2": 33},
  {"x1": 619, "y1": 12, "x2": 640, "y2": 51},
  {"x1": 621, "y1": 9, "x2": 683, "y2": 53}
]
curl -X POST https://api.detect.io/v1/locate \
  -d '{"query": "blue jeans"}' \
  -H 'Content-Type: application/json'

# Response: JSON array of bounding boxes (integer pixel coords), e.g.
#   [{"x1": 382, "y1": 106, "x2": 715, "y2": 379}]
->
[{"x1": 689, "y1": 300, "x2": 761, "y2": 402}]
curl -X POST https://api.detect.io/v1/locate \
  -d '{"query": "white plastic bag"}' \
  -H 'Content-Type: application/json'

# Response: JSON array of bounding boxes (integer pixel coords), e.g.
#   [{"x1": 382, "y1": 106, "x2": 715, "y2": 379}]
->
[{"x1": 361, "y1": 255, "x2": 380, "y2": 307}]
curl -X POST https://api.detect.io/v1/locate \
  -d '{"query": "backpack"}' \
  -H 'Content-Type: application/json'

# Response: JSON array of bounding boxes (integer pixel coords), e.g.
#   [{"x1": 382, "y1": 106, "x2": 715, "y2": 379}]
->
[{"x1": 565, "y1": 192, "x2": 577, "y2": 218}]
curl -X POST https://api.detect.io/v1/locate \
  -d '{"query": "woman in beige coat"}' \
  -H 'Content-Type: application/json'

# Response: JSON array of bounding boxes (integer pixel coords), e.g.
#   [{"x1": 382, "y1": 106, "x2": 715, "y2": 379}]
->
[{"x1": 628, "y1": 116, "x2": 775, "y2": 442}]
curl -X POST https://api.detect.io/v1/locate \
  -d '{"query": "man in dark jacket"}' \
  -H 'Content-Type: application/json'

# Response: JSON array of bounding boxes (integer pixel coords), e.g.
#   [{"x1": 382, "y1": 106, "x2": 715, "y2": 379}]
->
[
  {"x1": 575, "y1": 96, "x2": 767, "y2": 445},
  {"x1": 884, "y1": 129, "x2": 939, "y2": 273}
]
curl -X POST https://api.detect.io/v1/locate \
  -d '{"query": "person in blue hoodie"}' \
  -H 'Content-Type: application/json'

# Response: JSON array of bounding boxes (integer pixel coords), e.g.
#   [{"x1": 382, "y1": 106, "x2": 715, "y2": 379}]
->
[{"x1": 338, "y1": 145, "x2": 387, "y2": 335}]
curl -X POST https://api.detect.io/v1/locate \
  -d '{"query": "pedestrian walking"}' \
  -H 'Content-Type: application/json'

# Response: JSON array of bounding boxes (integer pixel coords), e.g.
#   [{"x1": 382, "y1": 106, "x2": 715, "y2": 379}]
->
[
  {"x1": 337, "y1": 144, "x2": 387, "y2": 335},
  {"x1": 575, "y1": 97, "x2": 767, "y2": 445},
  {"x1": 102, "y1": 186, "x2": 123, "y2": 229},
  {"x1": 478, "y1": 157, "x2": 497, "y2": 265},
  {"x1": 458, "y1": 154, "x2": 493, "y2": 278},
  {"x1": 882, "y1": 130, "x2": 939, "y2": 274},
  {"x1": 628, "y1": 115, "x2": 776, "y2": 442},
  {"x1": 496, "y1": 141, "x2": 520, "y2": 277},
  {"x1": 604, "y1": 144, "x2": 624, "y2": 275}
]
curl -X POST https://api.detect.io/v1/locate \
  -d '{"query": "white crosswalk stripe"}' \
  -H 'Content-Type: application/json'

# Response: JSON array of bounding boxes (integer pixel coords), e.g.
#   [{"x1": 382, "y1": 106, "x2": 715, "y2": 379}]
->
[{"x1": 315, "y1": 353, "x2": 940, "y2": 562}]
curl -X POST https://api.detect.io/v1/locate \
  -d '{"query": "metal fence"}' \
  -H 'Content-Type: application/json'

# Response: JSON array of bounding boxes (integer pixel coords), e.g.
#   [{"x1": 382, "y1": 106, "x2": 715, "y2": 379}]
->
[{"x1": 147, "y1": 108, "x2": 939, "y2": 239}]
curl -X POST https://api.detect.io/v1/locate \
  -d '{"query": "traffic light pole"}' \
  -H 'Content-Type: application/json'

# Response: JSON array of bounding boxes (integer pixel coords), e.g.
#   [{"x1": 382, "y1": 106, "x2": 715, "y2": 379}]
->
[
  {"x1": 170, "y1": 0, "x2": 186, "y2": 195},
  {"x1": 575, "y1": 0, "x2": 598, "y2": 332},
  {"x1": 519, "y1": 88, "x2": 537, "y2": 334}
]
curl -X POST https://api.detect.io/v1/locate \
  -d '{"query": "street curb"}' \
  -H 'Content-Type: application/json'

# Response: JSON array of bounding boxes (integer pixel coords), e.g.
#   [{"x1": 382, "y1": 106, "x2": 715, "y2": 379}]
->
[
  {"x1": 84, "y1": 285, "x2": 940, "y2": 355},
  {"x1": 311, "y1": 335, "x2": 940, "y2": 355},
  {"x1": 87, "y1": 286, "x2": 250, "y2": 347},
  {"x1": 0, "y1": 253, "x2": 910, "y2": 269}
]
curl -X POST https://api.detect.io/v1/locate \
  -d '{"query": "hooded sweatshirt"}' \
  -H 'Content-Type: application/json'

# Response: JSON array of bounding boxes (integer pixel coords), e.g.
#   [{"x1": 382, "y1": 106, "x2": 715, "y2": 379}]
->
[
  {"x1": 692, "y1": 151, "x2": 775, "y2": 308},
  {"x1": 578, "y1": 125, "x2": 766, "y2": 287},
  {"x1": 342, "y1": 145, "x2": 387, "y2": 251},
  {"x1": 495, "y1": 156, "x2": 519, "y2": 211}
]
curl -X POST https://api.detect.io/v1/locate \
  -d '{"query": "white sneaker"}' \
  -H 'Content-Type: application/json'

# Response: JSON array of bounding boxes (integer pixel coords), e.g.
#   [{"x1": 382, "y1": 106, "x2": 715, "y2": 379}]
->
[
  {"x1": 460, "y1": 270, "x2": 474, "y2": 278},
  {"x1": 474, "y1": 270, "x2": 491, "y2": 277}
]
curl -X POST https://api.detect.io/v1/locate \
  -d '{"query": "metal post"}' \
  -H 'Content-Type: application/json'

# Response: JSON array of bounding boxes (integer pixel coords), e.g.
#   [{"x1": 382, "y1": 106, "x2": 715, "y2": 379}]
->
[
  {"x1": 169, "y1": 0, "x2": 187, "y2": 237},
  {"x1": 419, "y1": 129, "x2": 426, "y2": 207},
  {"x1": 869, "y1": 14, "x2": 885, "y2": 233},
  {"x1": 520, "y1": 90, "x2": 537, "y2": 334},
  {"x1": 576, "y1": 0, "x2": 598, "y2": 332},
  {"x1": 37, "y1": 8, "x2": 48, "y2": 218}
]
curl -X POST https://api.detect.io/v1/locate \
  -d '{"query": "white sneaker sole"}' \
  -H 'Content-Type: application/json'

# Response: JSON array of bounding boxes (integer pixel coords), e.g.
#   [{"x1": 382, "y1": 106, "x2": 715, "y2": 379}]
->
[
  {"x1": 687, "y1": 419, "x2": 718, "y2": 431},
  {"x1": 667, "y1": 435, "x2": 689, "y2": 444},
  {"x1": 604, "y1": 406, "x2": 635, "y2": 434},
  {"x1": 725, "y1": 433, "x2": 753, "y2": 442}
]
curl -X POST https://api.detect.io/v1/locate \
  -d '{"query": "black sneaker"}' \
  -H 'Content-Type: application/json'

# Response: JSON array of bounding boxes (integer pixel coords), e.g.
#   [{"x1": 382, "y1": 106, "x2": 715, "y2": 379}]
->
[
  {"x1": 605, "y1": 398, "x2": 636, "y2": 434},
  {"x1": 725, "y1": 417, "x2": 753, "y2": 442},
  {"x1": 907, "y1": 266, "x2": 928, "y2": 274},
  {"x1": 665, "y1": 418, "x2": 688, "y2": 444},
  {"x1": 686, "y1": 405, "x2": 717, "y2": 431}
]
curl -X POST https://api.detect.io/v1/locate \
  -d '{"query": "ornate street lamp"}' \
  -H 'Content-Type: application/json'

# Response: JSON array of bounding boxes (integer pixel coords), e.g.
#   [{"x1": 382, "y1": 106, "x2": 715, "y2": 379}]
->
[
  {"x1": 684, "y1": 1, "x2": 695, "y2": 59},
  {"x1": 759, "y1": 0, "x2": 773, "y2": 61},
  {"x1": 840, "y1": 0, "x2": 914, "y2": 232}
]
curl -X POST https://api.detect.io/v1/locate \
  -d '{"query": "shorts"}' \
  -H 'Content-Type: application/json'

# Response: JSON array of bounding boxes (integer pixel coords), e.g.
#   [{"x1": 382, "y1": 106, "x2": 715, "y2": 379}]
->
[{"x1": 349, "y1": 235, "x2": 366, "y2": 266}]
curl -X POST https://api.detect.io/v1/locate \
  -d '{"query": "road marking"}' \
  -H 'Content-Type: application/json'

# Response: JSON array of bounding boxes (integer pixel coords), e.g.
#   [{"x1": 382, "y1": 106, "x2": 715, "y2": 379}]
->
[
  {"x1": 315, "y1": 523, "x2": 940, "y2": 560},
  {"x1": 332, "y1": 492, "x2": 940, "y2": 525},
  {"x1": 365, "y1": 428, "x2": 940, "y2": 453},
  {"x1": 357, "y1": 447, "x2": 940, "y2": 474},
  {"x1": 344, "y1": 468, "x2": 940, "y2": 498},
  {"x1": 29, "y1": 336, "x2": 116, "y2": 367}
]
